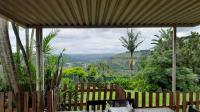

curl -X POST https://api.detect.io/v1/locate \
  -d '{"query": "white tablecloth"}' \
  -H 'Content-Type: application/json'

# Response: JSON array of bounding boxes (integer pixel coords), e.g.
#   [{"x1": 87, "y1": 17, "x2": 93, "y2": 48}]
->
[{"x1": 134, "y1": 108, "x2": 174, "y2": 112}]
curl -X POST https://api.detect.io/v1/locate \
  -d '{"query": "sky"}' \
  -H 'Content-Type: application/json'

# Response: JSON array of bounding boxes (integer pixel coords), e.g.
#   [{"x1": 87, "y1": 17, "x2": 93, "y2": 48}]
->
[{"x1": 8, "y1": 24, "x2": 200, "y2": 54}]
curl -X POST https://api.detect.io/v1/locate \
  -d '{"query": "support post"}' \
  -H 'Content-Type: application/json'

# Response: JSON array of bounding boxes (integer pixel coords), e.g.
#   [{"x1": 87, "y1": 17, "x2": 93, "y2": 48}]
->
[
  {"x1": 36, "y1": 28, "x2": 44, "y2": 91},
  {"x1": 36, "y1": 27, "x2": 44, "y2": 111},
  {"x1": 172, "y1": 26, "x2": 176, "y2": 92}
]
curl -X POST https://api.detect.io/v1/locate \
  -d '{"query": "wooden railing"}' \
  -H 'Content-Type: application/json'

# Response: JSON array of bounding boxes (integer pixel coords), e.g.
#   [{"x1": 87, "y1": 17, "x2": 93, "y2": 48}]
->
[
  {"x1": 0, "y1": 83, "x2": 199, "y2": 112},
  {"x1": 0, "y1": 90, "x2": 56, "y2": 112},
  {"x1": 125, "y1": 92, "x2": 200, "y2": 112},
  {"x1": 58, "y1": 83, "x2": 124, "y2": 111}
]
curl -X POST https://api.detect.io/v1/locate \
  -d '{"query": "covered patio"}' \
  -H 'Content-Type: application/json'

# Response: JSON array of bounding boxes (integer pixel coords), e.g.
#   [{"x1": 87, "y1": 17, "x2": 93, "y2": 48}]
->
[{"x1": 0, "y1": 0, "x2": 200, "y2": 111}]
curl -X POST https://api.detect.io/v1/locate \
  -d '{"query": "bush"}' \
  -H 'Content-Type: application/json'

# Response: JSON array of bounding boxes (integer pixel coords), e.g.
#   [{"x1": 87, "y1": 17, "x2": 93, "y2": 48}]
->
[
  {"x1": 63, "y1": 67, "x2": 88, "y2": 78},
  {"x1": 131, "y1": 74, "x2": 158, "y2": 92},
  {"x1": 111, "y1": 78, "x2": 132, "y2": 90}
]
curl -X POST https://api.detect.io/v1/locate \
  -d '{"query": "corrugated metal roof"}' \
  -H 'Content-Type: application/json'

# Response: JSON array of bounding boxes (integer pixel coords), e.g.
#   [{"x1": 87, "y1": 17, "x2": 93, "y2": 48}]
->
[{"x1": 0, "y1": 0, "x2": 200, "y2": 28}]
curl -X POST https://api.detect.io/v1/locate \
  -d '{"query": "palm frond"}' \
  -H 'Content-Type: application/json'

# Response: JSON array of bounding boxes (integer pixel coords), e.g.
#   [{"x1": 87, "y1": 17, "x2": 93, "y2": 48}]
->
[
  {"x1": 120, "y1": 29, "x2": 143, "y2": 54},
  {"x1": 135, "y1": 40, "x2": 144, "y2": 48},
  {"x1": 119, "y1": 36, "x2": 129, "y2": 47},
  {"x1": 43, "y1": 30, "x2": 59, "y2": 54}
]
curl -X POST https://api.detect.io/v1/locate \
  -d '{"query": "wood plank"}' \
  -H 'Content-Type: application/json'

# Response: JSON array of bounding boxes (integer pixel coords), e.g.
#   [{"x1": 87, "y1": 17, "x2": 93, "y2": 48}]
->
[
  {"x1": 13, "y1": 108, "x2": 17, "y2": 112},
  {"x1": 135, "y1": 92, "x2": 138, "y2": 108},
  {"x1": 149, "y1": 92, "x2": 152, "y2": 108},
  {"x1": 142, "y1": 92, "x2": 145, "y2": 107},
  {"x1": 169, "y1": 92, "x2": 174, "y2": 109},
  {"x1": 92, "y1": 83, "x2": 96, "y2": 101},
  {"x1": 156, "y1": 92, "x2": 159, "y2": 107},
  {"x1": 163, "y1": 92, "x2": 166, "y2": 107},
  {"x1": 74, "y1": 84, "x2": 78, "y2": 111},
  {"x1": 196, "y1": 92, "x2": 199, "y2": 109},
  {"x1": 86, "y1": 83, "x2": 90, "y2": 102},
  {"x1": 0, "y1": 92, "x2": 4, "y2": 112},
  {"x1": 47, "y1": 90, "x2": 52, "y2": 112},
  {"x1": 176, "y1": 92, "x2": 180, "y2": 112},
  {"x1": 92, "y1": 83, "x2": 96, "y2": 110},
  {"x1": 104, "y1": 83, "x2": 108, "y2": 100},
  {"x1": 32, "y1": 92, "x2": 37, "y2": 112},
  {"x1": 24, "y1": 92, "x2": 29, "y2": 112},
  {"x1": 52, "y1": 89, "x2": 55, "y2": 111},
  {"x1": 182, "y1": 93, "x2": 186, "y2": 112},
  {"x1": 16, "y1": 93, "x2": 21, "y2": 112},
  {"x1": 110, "y1": 83, "x2": 113, "y2": 100},
  {"x1": 189, "y1": 92, "x2": 193, "y2": 105},
  {"x1": 68, "y1": 91, "x2": 72, "y2": 111},
  {"x1": 115, "y1": 85, "x2": 118, "y2": 99},
  {"x1": 97, "y1": 84, "x2": 101, "y2": 110},
  {"x1": 8, "y1": 92, "x2": 13, "y2": 112},
  {"x1": 63, "y1": 84, "x2": 67, "y2": 110},
  {"x1": 127, "y1": 92, "x2": 131, "y2": 99},
  {"x1": 80, "y1": 83, "x2": 84, "y2": 110}
]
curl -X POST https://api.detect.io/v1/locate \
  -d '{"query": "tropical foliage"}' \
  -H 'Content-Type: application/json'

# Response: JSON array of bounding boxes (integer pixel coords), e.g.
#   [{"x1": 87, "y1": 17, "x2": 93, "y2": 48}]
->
[{"x1": 134, "y1": 29, "x2": 200, "y2": 92}]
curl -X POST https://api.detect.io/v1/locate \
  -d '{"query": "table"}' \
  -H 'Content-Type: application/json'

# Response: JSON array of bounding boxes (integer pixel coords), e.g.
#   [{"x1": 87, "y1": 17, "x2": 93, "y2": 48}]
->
[
  {"x1": 63, "y1": 107, "x2": 174, "y2": 112},
  {"x1": 108, "y1": 107, "x2": 174, "y2": 112},
  {"x1": 134, "y1": 108, "x2": 174, "y2": 112}
]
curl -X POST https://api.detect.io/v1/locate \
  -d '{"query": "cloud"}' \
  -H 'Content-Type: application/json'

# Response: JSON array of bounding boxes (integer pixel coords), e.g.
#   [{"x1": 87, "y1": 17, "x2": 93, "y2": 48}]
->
[
  {"x1": 177, "y1": 26, "x2": 200, "y2": 37},
  {"x1": 8, "y1": 24, "x2": 200, "y2": 54},
  {"x1": 46, "y1": 28, "x2": 165, "y2": 54}
]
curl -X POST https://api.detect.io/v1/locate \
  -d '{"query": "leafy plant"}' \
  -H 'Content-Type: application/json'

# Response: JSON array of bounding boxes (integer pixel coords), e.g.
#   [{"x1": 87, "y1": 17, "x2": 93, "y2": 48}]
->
[
  {"x1": 111, "y1": 78, "x2": 132, "y2": 89},
  {"x1": 134, "y1": 29, "x2": 200, "y2": 92}
]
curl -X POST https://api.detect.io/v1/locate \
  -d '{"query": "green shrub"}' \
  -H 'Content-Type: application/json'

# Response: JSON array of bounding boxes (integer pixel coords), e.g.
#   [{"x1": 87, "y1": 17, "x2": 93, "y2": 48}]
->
[
  {"x1": 111, "y1": 78, "x2": 132, "y2": 90},
  {"x1": 63, "y1": 67, "x2": 88, "y2": 78}
]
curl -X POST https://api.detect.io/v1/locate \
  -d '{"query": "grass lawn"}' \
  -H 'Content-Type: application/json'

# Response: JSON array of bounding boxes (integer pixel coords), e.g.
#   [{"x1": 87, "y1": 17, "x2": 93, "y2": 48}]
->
[
  {"x1": 125, "y1": 90, "x2": 197, "y2": 107},
  {"x1": 65, "y1": 90, "x2": 197, "y2": 111},
  {"x1": 79, "y1": 90, "x2": 196, "y2": 106}
]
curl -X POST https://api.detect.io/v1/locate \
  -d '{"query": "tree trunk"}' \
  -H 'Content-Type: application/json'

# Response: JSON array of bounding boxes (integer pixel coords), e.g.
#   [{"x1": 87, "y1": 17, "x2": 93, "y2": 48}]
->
[
  {"x1": 29, "y1": 29, "x2": 35, "y2": 60},
  {"x1": 26, "y1": 29, "x2": 29, "y2": 60},
  {"x1": 130, "y1": 52, "x2": 133, "y2": 70},
  {"x1": 0, "y1": 18, "x2": 20, "y2": 94},
  {"x1": 12, "y1": 23, "x2": 33, "y2": 92},
  {"x1": 16, "y1": 26, "x2": 20, "y2": 65}
]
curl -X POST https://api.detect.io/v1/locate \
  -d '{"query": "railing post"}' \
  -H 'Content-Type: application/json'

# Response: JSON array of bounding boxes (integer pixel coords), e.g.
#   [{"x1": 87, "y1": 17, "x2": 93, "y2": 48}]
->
[
  {"x1": 47, "y1": 91, "x2": 50, "y2": 112},
  {"x1": 156, "y1": 92, "x2": 159, "y2": 107},
  {"x1": 0, "y1": 92, "x2": 4, "y2": 112},
  {"x1": 170, "y1": 92, "x2": 174, "y2": 109},
  {"x1": 149, "y1": 92, "x2": 152, "y2": 108},
  {"x1": 182, "y1": 93, "x2": 186, "y2": 112},
  {"x1": 142, "y1": 92, "x2": 145, "y2": 107},
  {"x1": 24, "y1": 92, "x2": 29, "y2": 112},
  {"x1": 135, "y1": 92, "x2": 138, "y2": 108},
  {"x1": 176, "y1": 92, "x2": 180, "y2": 112},
  {"x1": 7, "y1": 92, "x2": 13, "y2": 112},
  {"x1": 196, "y1": 92, "x2": 199, "y2": 109}
]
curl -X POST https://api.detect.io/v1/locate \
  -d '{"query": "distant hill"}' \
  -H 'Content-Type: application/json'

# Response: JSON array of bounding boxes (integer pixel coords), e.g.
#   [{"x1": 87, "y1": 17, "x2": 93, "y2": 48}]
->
[
  {"x1": 109, "y1": 50, "x2": 150, "y2": 73},
  {"x1": 67, "y1": 53, "x2": 115, "y2": 63},
  {"x1": 64, "y1": 50, "x2": 151, "y2": 73}
]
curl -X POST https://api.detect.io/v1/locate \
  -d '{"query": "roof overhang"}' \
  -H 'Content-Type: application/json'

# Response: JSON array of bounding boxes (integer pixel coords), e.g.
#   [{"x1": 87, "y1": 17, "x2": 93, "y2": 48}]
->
[{"x1": 0, "y1": 0, "x2": 200, "y2": 28}]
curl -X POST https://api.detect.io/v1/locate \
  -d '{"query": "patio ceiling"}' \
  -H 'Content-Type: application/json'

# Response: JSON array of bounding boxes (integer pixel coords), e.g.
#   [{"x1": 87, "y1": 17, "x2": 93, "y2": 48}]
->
[{"x1": 0, "y1": 0, "x2": 200, "y2": 28}]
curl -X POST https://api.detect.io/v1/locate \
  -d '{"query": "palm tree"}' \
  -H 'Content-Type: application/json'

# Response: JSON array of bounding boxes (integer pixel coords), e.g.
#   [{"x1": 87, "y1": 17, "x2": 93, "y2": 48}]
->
[
  {"x1": 120, "y1": 29, "x2": 143, "y2": 70},
  {"x1": 151, "y1": 28, "x2": 172, "y2": 51}
]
